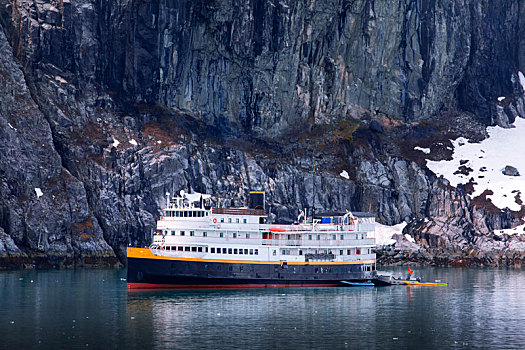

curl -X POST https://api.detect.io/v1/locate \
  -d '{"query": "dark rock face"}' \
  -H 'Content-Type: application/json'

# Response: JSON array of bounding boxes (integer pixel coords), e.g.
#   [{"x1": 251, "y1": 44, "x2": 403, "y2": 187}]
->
[
  {"x1": 503, "y1": 165, "x2": 520, "y2": 177},
  {"x1": 0, "y1": 0, "x2": 524, "y2": 267}
]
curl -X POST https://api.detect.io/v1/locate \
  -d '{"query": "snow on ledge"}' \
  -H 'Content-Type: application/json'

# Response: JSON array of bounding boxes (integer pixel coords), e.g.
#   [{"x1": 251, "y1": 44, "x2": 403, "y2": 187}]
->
[
  {"x1": 414, "y1": 146, "x2": 430, "y2": 154},
  {"x1": 35, "y1": 188, "x2": 43, "y2": 199},
  {"x1": 340, "y1": 170, "x2": 349, "y2": 179},
  {"x1": 426, "y1": 117, "x2": 525, "y2": 212},
  {"x1": 129, "y1": 139, "x2": 138, "y2": 146},
  {"x1": 519, "y1": 71, "x2": 525, "y2": 92},
  {"x1": 497, "y1": 96, "x2": 505, "y2": 102},
  {"x1": 374, "y1": 222, "x2": 407, "y2": 246},
  {"x1": 494, "y1": 223, "x2": 525, "y2": 236},
  {"x1": 112, "y1": 139, "x2": 120, "y2": 147}
]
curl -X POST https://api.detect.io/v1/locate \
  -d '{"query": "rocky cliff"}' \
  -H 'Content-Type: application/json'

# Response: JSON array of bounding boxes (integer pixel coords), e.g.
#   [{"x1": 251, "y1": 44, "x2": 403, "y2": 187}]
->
[{"x1": 0, "y1": 0, "x2": 524, "y2": 268}]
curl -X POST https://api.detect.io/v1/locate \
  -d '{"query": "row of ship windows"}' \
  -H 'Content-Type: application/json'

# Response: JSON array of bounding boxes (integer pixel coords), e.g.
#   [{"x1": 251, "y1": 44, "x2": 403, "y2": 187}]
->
[
  {"x1": 165, "y1": 211, "x2": 209, "y2": 217},
  {"x1": 162, "y1": 231, "x2": 366, "y2": 240},
  {"x1": 158, "y1": 246, "x2": 260, "y2": 255},
  {"x1": 158, "y1": 245, "x2": 369, "y2": 256},
  {"x1": 187, "y1": 264, "x2": 374, "y2": 273},
  {"x1": 165, "y1": 231, "x2": 250, "y2": 238},
  {"x1": 280, "y1": 248, "x2": 371, "y2": 255}
]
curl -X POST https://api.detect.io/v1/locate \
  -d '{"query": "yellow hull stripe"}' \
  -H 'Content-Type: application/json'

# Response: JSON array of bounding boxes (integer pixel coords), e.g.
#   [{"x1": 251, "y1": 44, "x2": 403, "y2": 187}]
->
[{"x1": 127, "y1": 247, "x2": 375, "y2": 266}]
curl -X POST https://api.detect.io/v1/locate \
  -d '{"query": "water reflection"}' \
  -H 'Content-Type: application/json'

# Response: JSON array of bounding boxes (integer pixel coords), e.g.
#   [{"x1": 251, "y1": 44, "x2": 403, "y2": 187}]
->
[{"x1": 2, "y1": 267, "x2": 525, "y2": 349}]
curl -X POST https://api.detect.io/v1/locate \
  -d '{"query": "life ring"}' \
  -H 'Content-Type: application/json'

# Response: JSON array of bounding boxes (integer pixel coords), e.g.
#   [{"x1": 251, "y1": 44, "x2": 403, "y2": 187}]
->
[{"x1": 213, "y1": 218, "x2": 217, "y2": 223}]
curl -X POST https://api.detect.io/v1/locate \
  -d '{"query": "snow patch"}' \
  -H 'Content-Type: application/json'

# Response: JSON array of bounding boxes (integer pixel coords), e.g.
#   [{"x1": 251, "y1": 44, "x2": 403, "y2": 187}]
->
[
  {"x1": 157, "y1": 140, "x2": 162, "y2": 144},
  {"x1": 35, "y1": 188, "x2": 43, "y2": 199},
  {"x1": 404, "y1": 233, "x2": 415, "y2": 243},
  {"x1": 184, "y1": 192, "x2": 212, "y2": 203},
  {"x1": 55, "y1": 75, "x2": 67, "y2": 84},
  {"x1": 494, "y1": 223, "x2": 525, "y2": 236},
  {"x1": 497, "y1": 96, "x2": 505, "y2": 102},
  {"x1": 340, "y1": 170, "x2": 349, "y2": 179},
  {"x1": 112, "y1": 139, "x2": 120, "y2": 147},
  {"x1": 8, "y1": 123, "x2": 16, "y2": 131},
  {"x1": 129, "y1": 139, "x2": 138, "y2": 146},
  {"x1": 519, "y1": 71, "x2": 525, "y2": 93},
  {"x1": 414, "y1": 146, "x2": 430, "y2": 154},
  {"x1": 426, "y1": 117, "x2": 525, "y2": 211},
  {"x1": 375, "y1": 222, "x2": 407, "y2": 246}
]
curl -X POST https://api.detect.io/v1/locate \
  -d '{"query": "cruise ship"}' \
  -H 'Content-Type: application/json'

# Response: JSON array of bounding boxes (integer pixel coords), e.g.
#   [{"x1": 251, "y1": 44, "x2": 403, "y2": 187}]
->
[{"x1": 127, "y1": 191, "x2": 376, "y2": 289}]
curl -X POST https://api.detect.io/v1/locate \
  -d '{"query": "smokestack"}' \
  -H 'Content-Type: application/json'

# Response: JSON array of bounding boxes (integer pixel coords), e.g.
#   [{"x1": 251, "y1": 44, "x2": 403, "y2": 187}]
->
[{"x1": 248, "y1": 191, "x2": 265, "y2": 210}]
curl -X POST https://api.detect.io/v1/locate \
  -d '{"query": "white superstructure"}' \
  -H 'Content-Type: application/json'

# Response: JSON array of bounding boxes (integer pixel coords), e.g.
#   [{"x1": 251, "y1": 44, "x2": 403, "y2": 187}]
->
[{"x1": 151, "y1": 191, "x2": 376, "y2": 272}]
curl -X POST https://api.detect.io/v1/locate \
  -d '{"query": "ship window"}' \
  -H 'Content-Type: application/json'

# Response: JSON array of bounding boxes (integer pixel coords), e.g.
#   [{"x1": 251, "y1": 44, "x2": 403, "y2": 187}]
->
[
  {"x1": 197, "y1": 247, "x2": 202, "y2": 252},
  {"x1": 249, "y1": 249, "x2": 253, "y2": 255},
  {"x1": 243, "y1": 218, "x2": 247, "y2": 223},
  {"x1": 323, "y1": 250, "x2": 327, "y2": 254},
  {"x1": 203, "y1": 232, "x2": 207, "y2": 237},
  {"x1": 204, "y1": 264, "x2": 208, "y2": 271},
  {"x1": 273, "y1": 250, "x2": 276, "y2": 256},
  {"x1": 332, "y1": 235, "x2": 336, "y2": 240},
  {"x1": 347, "y1": 249, "x2": 351, "y2": 255},
  {"x1": 287, "y1": 235, "x2": 291, "y2": 240},
  {"x1": 175, "y1": 212, "x2": 180, "y2": 217},
  {"x1": 185, "y1": 247, "x2": 190, "y2": 251},
  {"x1": 228, "y1": 218, "x2": 232, "y2": 223},
  {"x1": 183, "y1": 211, "x2": 188, "y2": 217},
  {"x1": 211, "y1": 248, "x2": 215, "y2": 253},
  {"x1": 317, "y1": 235, "x2": 320, "y2": 240},
  {"x1": 233, "y1": 233, "x2": 237, "y2": 238},
  {"x1": 340, "y1": 234, "x2": 344, "y2": 240},
  {"x1": 246, "y1": 233, "x2": 250, "y2": 239},
  {"x1": 234, "y1": 248, "x2": 239, "y2": 254},
  {"x1": 239, "y1": 249, "x2": 243, "y2": 255},
  {"x1": 340, "y1": 250, "x2": 343, "y2": 255},
  {"x1": 236, "y1": 218, "x2": 239, "y2": 223},
  {"x1": 239, "y1": 266, "x2": 243, "y2": 272},
  {"x1": 217, "y1": 265, "x2": 221, "y2": 271},
  {"x1": 221, "y1": 218, "x2": 224, "y2": 223},
  {"x1": 180, "y1": 231, "x2": 185, "y2": 236},
  {"x1": 255, "y1": 249, "x2": 258, "y2": 255},
  {"x1": 222, "y1": 248, "x2": 227, "y2": 254},
  {"x1": 229, "y1": 266, "x2": 233, "y2": 271},
  {"x1": 250, "y1": 266, "x2": 254, "y2": 272},
  {"x1": 282, "y1": 250, "x2": 286, "y2": 255},
  {"x1": 308, "y1": 235, "x2": 312, "y2": 240},
  {"x1": 244, "y1": 249, "x2": 248, "y2": 255},
  {"x1": 171, "y1": 231, "x2": 175, "y2": 236},
  {"x1": 356, "y1": 249, "x2": 361, "y2": 255},
  {"x1": 299, "y1": 250, "x2": 303, "y2": 255},
  {"x1": 192, "y1": 247, "x2": 197, "y2": 252},
  {"x1": 206, "y1": 212, "x2": 209, "y2": 216},
  {"x1": 190, "y1": 231, "x2": 195, "y2": 236},
  {"x1": 228, "y1": 248, "x2": 232, "y2": 254},
  {"x1": 178, "y1": 247, "x2": 183, "y2": 251},
  {"x1": 292, "y1": 267, "x2": 296, "y2": 274},
  {"x1": 219, "y1": 232, "x2": 224, "y2": 238}
]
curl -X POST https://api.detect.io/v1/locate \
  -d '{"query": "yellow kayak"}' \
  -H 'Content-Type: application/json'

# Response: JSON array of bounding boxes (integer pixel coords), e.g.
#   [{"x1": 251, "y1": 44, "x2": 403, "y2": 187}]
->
[{"x1": 404, "y1": 281, "x2": 448, "y2": 286}]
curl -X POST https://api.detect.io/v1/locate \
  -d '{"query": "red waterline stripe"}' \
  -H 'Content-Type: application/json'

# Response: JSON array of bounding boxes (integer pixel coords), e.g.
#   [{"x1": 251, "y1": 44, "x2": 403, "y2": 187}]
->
[{"x1": 127, "y1": 282, "x2": 341, "y2": 290}]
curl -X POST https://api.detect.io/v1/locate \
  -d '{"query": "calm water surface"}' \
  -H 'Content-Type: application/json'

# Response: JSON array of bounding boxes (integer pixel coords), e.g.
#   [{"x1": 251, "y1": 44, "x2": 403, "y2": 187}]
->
[{"x1": 1, "y1": 267, "x2": 525, "y2": 349}]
